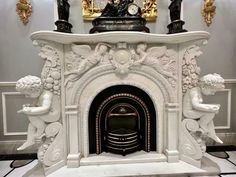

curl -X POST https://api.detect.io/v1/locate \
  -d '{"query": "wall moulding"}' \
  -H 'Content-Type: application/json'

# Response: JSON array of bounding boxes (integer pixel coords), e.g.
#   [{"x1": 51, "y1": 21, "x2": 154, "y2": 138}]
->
[
  {"x1": 0, "y1": 82, "x2": 16, "y2": 87},
  {"x1": 214, "y1": 89, "x2": 231, "y2": 130},
  {"x1": 82, "y1": 0, "x2": 157, "y2": 21},
  {"x1": 2, "y1": 92, "x2": 27, "y2": 136}
]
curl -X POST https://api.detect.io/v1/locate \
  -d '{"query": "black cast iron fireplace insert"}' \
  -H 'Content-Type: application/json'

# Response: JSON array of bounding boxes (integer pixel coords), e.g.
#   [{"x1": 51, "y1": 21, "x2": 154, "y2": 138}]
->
[{"x1": 89, "y1": 85, "x2": 156, "y2": 156}]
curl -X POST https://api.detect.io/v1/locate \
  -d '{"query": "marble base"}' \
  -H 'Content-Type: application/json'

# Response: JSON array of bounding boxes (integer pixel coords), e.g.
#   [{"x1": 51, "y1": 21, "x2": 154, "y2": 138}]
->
[{"x1": 23, "y1": 157, "x2": 220, "y2": 177}]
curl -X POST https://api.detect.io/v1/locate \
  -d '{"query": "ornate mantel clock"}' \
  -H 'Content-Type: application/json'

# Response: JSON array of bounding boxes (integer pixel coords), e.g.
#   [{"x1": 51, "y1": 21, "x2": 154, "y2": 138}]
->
[{"x1": 90, "y1": 0, "x2": 150, "y2": 33}]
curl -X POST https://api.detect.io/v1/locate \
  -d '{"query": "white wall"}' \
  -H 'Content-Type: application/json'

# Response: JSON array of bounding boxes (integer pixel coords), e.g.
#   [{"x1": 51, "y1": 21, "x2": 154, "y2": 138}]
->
[{"x1": 0, "y1": 0, "x2": 54, "y2": 141}]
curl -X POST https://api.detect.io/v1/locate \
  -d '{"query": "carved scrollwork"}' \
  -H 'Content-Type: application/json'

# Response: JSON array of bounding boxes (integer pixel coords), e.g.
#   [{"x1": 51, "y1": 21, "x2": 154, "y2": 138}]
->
[
  {"x1": 38, "y1": 122, "x2": 64, "y2": 166},
  {"x1": 180, "y1": 119, "x2": 204, "y2": 160}
]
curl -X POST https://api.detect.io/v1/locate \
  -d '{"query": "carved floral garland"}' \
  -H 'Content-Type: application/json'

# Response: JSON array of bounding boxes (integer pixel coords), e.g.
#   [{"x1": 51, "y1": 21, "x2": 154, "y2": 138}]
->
[{"x1": 182, "y1": 45, "x2": 203, "y2": 93}]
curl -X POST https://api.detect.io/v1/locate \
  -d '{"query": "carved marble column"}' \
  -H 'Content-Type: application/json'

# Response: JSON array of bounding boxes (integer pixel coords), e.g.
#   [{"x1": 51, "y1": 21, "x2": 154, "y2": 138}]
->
[
  {"x1": 165, "y1": 103, "x2": 179, "y2": 162},
  {"x1": 65, "y1": 105, "x2": 81, "y2": 168}
]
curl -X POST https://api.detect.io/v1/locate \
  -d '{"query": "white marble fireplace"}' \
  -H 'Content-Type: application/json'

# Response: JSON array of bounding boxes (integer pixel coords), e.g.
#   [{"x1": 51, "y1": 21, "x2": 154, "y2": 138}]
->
[{"x1": 21, "y1": 31, "x2": 222, "y2": 176}]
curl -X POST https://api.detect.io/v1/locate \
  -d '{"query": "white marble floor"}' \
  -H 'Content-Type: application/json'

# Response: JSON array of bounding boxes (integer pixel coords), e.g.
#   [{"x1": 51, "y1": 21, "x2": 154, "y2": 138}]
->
[{"x1": 0, "y1": 152, "x2": 235, "y2": 177}]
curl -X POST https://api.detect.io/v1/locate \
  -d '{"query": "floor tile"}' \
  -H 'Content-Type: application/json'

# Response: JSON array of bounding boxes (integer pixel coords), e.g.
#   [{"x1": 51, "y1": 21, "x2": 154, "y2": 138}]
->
[
  {"x1": 6, "y1": 160, "x2": 38, "y2": 177},
  {"x1": 0, "y1": 160, "x2": 12, "y2": 177},
  {"x1": 227, "y1": 151, "x2": 236, "y2": 165},
  {"x1": 205, "y1": 153, "x2": 236, "y2": 173}
]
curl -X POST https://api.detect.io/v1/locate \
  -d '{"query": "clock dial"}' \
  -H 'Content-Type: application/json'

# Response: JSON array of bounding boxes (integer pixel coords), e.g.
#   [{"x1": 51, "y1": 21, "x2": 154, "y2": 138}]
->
[{"x1": 128, "y1": 3, "x2": 139, "y2": 16}]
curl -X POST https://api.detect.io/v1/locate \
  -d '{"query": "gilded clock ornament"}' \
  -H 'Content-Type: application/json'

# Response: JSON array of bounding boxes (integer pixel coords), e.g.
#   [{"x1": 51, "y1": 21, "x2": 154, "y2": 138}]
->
[
  {"x1": 202, "y1": 0, "x2": 216, "y2": 27},
  {"x1": 83, "y1": 0, "x2": 157, "y2": 21},
  {"x1": 16, "y1": 0, "x2": 32, "y2": 25}
]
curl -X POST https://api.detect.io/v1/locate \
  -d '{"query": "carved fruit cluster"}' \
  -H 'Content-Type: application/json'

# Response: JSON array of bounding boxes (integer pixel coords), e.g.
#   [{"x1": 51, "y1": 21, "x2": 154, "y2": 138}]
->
[{"x1": 42, "y1": 69, "x2": 61, "y2": 95}]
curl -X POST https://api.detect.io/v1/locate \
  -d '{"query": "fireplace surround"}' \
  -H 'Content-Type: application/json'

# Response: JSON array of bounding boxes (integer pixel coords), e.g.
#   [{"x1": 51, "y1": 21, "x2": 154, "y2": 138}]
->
[{"x1": 19, "y1": 31, "x2": 222, "y2": 176}]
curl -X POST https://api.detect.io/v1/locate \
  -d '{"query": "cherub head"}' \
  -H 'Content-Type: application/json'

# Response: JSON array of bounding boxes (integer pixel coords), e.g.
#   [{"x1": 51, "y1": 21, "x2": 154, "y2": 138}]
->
[
  {"x1": 199, "y1": 73, "x2": 224, "y2": 95},
  {"x1": 96, "y1": 43, "x2": 111, "y2": 55},
  {"x1": 136, "y1": 43, "x2": 147, "y2": 54},
  {"x1": 16, "y1": 75, "x2": 43, "y2": 98}
]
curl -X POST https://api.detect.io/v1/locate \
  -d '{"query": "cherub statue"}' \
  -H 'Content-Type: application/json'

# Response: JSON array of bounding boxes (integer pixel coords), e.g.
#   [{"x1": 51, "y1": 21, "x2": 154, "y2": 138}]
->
[
  {"x1": 183, "y1": 73, "x2": 224, "y2": 143},
  {"x1": 65, "y1": 43, "x2": 112, "y2": 87},
  {"x1": 16, "y1": 75, "x2": 60, "y2": 150}
]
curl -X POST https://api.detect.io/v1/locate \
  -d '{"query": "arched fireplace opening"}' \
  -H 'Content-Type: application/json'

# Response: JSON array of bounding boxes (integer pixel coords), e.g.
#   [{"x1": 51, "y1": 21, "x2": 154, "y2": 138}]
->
[{"x1": 89, "y1": 85, "x2": 156, "y2": 156}]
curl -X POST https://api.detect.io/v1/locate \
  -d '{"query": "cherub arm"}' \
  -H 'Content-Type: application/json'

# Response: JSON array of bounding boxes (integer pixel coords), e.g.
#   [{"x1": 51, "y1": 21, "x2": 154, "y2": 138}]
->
[
  {"x1": 190, "y1": 88, "x2": 220, "y2": 113},
  {"x1": 20, "y1": 91, "x2": 53, "y2": 115}
]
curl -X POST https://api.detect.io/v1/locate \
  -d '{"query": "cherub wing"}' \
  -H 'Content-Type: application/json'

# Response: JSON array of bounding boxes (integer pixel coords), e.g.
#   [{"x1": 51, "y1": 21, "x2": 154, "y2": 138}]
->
[
  {"x1": 71, "y1": 44, "x2": 92, "y2": 59},
  {"x1": 146, "y1": 46, "x2": 167, "y2": 58}
]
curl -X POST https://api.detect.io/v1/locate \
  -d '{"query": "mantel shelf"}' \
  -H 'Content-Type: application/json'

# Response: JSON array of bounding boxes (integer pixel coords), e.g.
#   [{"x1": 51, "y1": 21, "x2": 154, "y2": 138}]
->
[{"x1": 30, "y1": 31, "x2": 210, "y2": 45}]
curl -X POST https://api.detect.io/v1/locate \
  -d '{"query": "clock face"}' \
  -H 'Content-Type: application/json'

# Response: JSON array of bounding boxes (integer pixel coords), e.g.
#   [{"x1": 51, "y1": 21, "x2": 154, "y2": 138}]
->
[{"x1": 128, "y1": 3, "x2": 139, "y2": 16}]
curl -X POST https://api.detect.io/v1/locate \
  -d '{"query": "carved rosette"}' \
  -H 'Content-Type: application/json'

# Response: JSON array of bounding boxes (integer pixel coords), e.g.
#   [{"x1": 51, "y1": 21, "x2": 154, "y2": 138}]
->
[
  {"x1": 37, "y1": 43, "x2": 61, "y2": 95},
  {"x1": 182, "y1": 45, "x2": 203, "y2": 93},
  {"x1": 64, "y1": 43, "x2": 177, "y2": 89}
]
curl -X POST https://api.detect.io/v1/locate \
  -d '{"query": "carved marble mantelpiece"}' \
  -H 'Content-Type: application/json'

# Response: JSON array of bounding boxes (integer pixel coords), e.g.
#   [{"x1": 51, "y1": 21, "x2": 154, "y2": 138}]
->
[{"x1": 24, "y1": 31, "x2": 222, "y2": 176}]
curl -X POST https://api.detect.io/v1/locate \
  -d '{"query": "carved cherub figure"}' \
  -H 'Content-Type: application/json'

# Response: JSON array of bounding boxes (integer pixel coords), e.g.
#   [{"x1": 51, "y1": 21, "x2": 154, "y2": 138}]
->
[
  {"x1": 134, "y1": 43, "x2": 177, "y2": 80},
  {"x1": 183, "y1": 73, "x2": 224, "y2": 143},
  {"x1": 16, "y1": 75, "x2": 60, "y2": 150},
  {"x1": 65, "y1": 43, "x2": 112, "y2": 87}
]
